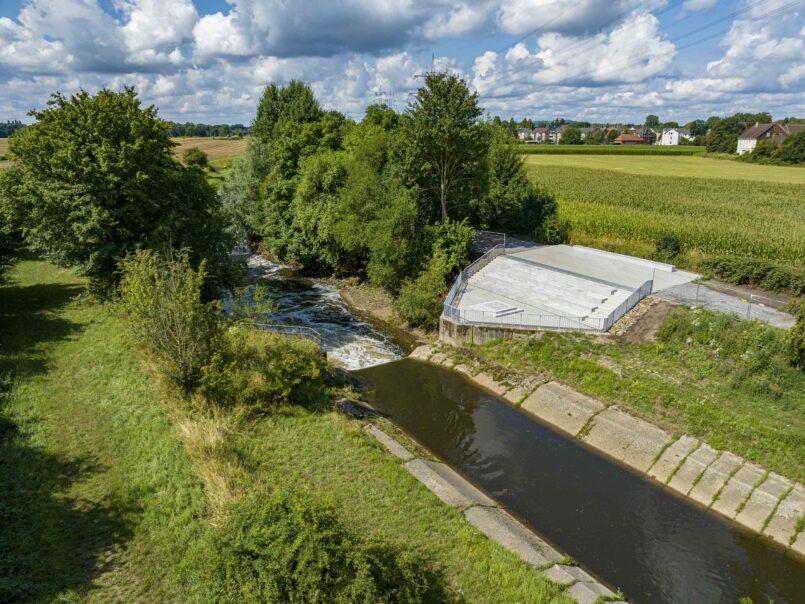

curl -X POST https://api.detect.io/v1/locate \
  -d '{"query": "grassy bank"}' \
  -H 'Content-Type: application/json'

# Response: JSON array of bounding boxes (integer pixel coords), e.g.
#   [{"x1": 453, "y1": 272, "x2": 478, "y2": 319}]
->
[
  {"x1": 517, "y1": 145, "x2": 705, "y2": 155},
  {"x1": 0, "y1": 260, "x2": 569, "y2": 603},
  {"x1": 465, "y1": 305, "x2": 805, "y2": 484},
  {"x1": 525, "y1": 163, "x2": 805, "y2": 268}
]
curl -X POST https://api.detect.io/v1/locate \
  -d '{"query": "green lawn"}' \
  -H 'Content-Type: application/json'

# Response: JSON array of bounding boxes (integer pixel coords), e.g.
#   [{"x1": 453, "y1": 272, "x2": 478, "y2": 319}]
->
[
  {"x1": 468, "y1": 306, "x2": 805, "y2": 484},
  {"x1": 524, "y1": 154, "x2": 805, "y2": 184},
  {"x1": 0, "y1": 260, "x2": 569, "y2": 603},
  {"x1": 205, "y1": 156, "x2": 236, "y2": 190}
]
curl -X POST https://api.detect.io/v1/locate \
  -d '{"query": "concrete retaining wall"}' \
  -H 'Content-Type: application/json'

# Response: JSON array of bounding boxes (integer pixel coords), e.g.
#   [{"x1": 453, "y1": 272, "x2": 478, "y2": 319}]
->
[
  {"x1": 409, "y1": 344, "x2": 805, "y2": 559},
  {"x1": 440, "y1": 316, "x2": 540, "y2": 346}
]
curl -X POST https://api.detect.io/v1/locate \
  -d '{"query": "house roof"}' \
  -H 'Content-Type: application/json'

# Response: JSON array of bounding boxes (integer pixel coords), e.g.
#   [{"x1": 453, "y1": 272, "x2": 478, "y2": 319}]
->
[
  {"x1": 739, "y1": 124, "x2": 774, "y2": 140},
  {"x1": 783, "y1": 123, "x2": 805, "y2": 135},
  {"x1": 579, "y1": 127, "x2": 599, "y2": 133},
  {"x1": 533, "y1": 127, "x2": 550, "y2": 134},
  {"x1": 614, "y1": 133, "x2": 644, "y2": 142}
]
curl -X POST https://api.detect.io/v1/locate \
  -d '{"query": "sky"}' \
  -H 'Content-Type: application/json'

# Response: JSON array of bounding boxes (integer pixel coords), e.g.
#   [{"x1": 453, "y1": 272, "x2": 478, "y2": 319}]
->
[{"x1": 0, "y1": 0, "x2": 803, "y2": 125}]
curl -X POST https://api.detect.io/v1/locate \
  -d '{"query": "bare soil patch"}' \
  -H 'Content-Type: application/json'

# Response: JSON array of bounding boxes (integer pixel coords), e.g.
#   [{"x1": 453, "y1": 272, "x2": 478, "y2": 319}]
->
[{"x1": 611, "y1": 298, "x2": 674, "y2": 344}]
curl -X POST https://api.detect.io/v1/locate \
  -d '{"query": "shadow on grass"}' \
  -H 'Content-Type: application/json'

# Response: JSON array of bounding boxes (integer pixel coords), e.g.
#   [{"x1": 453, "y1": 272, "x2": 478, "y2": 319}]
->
[
  {"x1": 0, "y1": 401, "x2": 133, "y2": 601},
  {"x1": 0, "y1": 280, "x2": 85, "y2": 378}
]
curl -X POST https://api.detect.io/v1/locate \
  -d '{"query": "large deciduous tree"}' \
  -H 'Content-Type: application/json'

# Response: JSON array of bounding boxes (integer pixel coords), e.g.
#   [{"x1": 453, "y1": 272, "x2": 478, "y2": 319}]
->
[
  {"x1": 0, "y1": 88, "x2": 234, "y2": 295},
  {"x1": 400, "y1": 72, "x2": 487, "y2": 223},
  {"x1": 252, "y1": 80, "x2": 323, "y2": 143}
]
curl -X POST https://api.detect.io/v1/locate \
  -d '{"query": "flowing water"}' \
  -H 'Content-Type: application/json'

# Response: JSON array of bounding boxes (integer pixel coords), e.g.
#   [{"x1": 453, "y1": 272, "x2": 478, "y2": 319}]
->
[{"x1": 242, "y1": 252, "x2": 805, "y2": 602}]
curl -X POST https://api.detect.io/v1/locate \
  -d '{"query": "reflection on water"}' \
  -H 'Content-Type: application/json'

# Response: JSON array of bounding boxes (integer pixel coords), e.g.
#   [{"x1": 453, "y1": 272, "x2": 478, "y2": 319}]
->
[
  {"x1": 358, "y1": 359, "x2": 805, "y2": 604},
  {"x1": 239, "y1": 253, "x2": 404, "y2": 370}
]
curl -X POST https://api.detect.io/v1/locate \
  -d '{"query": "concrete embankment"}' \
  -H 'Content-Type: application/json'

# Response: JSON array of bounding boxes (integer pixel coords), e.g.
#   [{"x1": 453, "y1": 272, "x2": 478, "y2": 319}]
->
[
  {"x1": 409, "y1": 344, "x2": 805, "y2": 559},
  {"x1": 363, "y1": 422, "x2": 624, "y2": 604}
]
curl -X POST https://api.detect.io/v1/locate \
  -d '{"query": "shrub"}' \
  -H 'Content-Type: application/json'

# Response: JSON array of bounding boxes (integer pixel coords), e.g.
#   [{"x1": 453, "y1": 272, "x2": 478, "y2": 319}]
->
[
  {"x1": 118, "y1": 248, "x2": 222, "y2": 390},
  {"x1": 700, "y1": 256, "x2": 805, "y2": 295},
  {"x1": 396, "y1": 251, "x2": 452, "y2": 329},
  {"x1": 775, "y1": 130, "x2": 805, "y2": 165},
  {"x1": 206, "y1": 493, "x2": 428, "y2": 604},
  {"x1": 200, "y1": 327, "x2": 330, "y2": 410},
  {"x1": 535, "y1": 214, "x2": 571, "y2": 244},
  {"x1": 787, "y1": 300, "x2": 805, "y2": 369},
  {"x1": 183, "y1": 146, "x2": 209, "y2": 169},
  {"x1": 653, "y1": 233, "x2": 681, "y2": 262}
]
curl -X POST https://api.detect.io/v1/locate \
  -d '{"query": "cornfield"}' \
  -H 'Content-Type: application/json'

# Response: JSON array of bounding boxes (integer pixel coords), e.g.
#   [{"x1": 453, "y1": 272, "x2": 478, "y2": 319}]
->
[{"x1": 527, "y1": 165, "x2": 805, "y2": 267}]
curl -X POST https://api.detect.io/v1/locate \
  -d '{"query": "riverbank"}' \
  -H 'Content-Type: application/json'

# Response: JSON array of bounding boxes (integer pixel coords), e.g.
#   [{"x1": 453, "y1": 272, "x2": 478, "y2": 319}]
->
[
  {"x1": 408, "y1": 338, "x2": 805, "y2": 558},
  {"x1": 0, "y1": 260, "x2": 571, "y2": 602}
]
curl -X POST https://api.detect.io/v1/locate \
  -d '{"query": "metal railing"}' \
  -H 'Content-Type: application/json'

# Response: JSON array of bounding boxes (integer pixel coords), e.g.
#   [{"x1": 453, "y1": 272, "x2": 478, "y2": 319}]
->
[
  {"x1": 602, "y1": 279, "x2": 654, "y2": 331},
  {"x1": 248, "y1": 323, "x2": 323, "y2": 348}
]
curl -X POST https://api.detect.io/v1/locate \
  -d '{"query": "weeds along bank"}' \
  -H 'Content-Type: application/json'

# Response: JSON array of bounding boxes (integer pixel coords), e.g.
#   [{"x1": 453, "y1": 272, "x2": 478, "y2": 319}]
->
[
  {"x1": 0, "y1": 258, "x2": 572, "y2": 603},
  {"x1": 524, "y1": 163, "x2": 805, "y2": 269}
]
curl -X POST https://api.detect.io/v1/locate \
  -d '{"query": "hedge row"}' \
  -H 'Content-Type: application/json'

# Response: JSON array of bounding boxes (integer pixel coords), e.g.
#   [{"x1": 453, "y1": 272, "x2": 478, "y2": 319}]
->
[
  {"x1": 515, "y1": 145, "x2": 706, "y2": 156},
  {"x1": 701, "y1": 256, "x2": 805, "y2": 296}
]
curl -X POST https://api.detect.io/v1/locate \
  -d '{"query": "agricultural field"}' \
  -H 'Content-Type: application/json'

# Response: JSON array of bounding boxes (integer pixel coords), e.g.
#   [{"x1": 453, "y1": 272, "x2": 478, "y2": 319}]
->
[
  {"x1": 525, "y1": 159, "x2": 805, "y2": 268},
  {"x1": 0, "y1": 138, "x2": 9, "y2": 168},
  {"x1": 517, "y1": 144, "x2": 705, "y2": 156},
  {"x1": 524, "y1": 154, "x2": 805, "y2": 183},
  {"x1": 172, "y1": 136, "x2": 247, "y2": 161}
]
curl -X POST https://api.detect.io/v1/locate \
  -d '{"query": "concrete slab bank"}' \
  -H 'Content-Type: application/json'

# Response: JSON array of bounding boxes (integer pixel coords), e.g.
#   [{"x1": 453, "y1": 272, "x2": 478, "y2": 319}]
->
[
  {"x1": 408, "y1": 344, "x2": 805, "y2": 558},
  {"x1": 363, "y1": 422, "x2": 621, "y2": 603}
]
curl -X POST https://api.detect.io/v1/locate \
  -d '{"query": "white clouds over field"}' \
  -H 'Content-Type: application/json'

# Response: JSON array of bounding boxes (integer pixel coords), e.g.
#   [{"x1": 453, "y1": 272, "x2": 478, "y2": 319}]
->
[{"x1": 0, "y1": 0, "x2": 802, "y2": 123}]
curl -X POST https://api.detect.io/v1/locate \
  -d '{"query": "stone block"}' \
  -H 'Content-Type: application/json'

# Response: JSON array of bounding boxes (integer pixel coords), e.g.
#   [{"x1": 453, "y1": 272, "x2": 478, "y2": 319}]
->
[
  {"x1": 542, "y1": 564, "x2": 595, "y2": 586},
  {"x1": 689, "y1": 451, "x2": 744, "y2": 507},
  {"x1": 668, "y1": 443, "x2": 718, "y2": 494},
  {"x1": 503, "y1": 385, "x2": 533, "y2": 405},
  {"x1": 582, "y1": 407, "x2": 672, "y2": 472},
  {"x1": 711, "y1": 462, "x2": 765, "y2": 518},
  {"x1": 736, "y1": 472, "x2": 792, "y2": 532},
  {"x1": 464, "y1": 506, "x2": 562, "y2": 568},
  {"x1": 521, "y1": 382, "x2": 604, "y2": 436},
  {"x1": 404, "y1": 459, "x2": 495, "y2": 508},
  {"x1": 364, "y1": 424, "x2": 414, "y2": 461},
  {"x1": 472, "y1": 372, "x2": 508, "y2": 397},
  {"x1": 763, "y1": 485, "x2": 805, "y2": 547},
  {"x1": 648, "y1": 435, "x2": 699, "y2": 483},
  {"x1": 428, "y1": 352, "x2": 452, "y2": 367},
  {"x1": 408, "y1": 345, "x2": 433, "y2": 361},
  {"x1": 452, "y1": 363, "x2": 473, "y2": 376},
  {"x1": 792, "y1": 531, "x2": 805, "y2": 557},
  {"x1": 566, "y1": 581, "x2": 616, "y2": 604}
]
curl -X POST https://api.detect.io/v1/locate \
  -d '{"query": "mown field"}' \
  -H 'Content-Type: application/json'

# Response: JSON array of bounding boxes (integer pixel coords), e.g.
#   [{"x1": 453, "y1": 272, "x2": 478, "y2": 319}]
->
[
  {"x1": 0, "y1": 138, "x2": 10, "y2": 168},
  {"x1": 517, "y1": 144, "x2": 705, "y2": 156},
  {"x1": 525, "y1": 158, "x2": 805, "y2": 268},
  {"x1": 172, "y1": 136, "x2": 247, "y2": 161},
  {"x1": 0, "y1": 259, "x2": 569, "y2": 603}
]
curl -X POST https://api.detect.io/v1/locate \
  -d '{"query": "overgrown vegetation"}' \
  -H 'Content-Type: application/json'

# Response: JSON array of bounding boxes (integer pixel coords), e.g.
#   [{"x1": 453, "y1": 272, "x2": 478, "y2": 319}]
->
[
  {"x1": 474, "y1": 306, "x2": 805, "y2": 482},
  {"x1": 223, "y1": 75, "x2": 559, "y2": 328},
  {"x1": 741, "y1": 130, "x2": 805, "y2": 165},
  {"x1": 700, "y1": 256, "x2": 805, "y2": 295}
]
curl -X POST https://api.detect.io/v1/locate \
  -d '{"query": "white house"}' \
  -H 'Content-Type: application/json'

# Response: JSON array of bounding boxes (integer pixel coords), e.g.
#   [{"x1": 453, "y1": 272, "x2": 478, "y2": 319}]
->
[
  {"x1": 660, "y1": 128, "x2": 693, "y2": 146},
  {"x1": 516, "y1": 128, "x2": 533, "y2": 141},
  {"x1": 737, "y1": 122, "x2": 805, "y2": 154}
]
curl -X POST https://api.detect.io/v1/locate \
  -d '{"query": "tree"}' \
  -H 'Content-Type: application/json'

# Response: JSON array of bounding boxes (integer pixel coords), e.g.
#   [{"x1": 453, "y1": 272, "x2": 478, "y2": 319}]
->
[
  {"x1": 584, "y1": 129, "x2": 605, "y2": 145},
  {"x1": 0, "y1": 88, "x2": 235, "y2": 295},
  {"x1": 252, "y1": 80, "x2": 323, "y2": 142},
  {"x1": 363, "y1": 103, "x2": 398, "y2": 130},
  {"x1": 606, "y1": 129, "x2": 619, "y2": 143},
  {"x1": 685, "y1": 119, "x2": 708, "y2": 136},
  {"x1": 774, "y1": 130, "x2": 805, "y2": 165},
  {"x1": 559, "y1": 126, "x2": 582, "y2": 145},
  {"x1": 182, "y1": 147, "x2": 209, "y2": 169},
  {"x1": 706, "y1": 116, "x2": 745, "y2": 153},
  {"x1": 645, "y1": 114, "x2": 660, "y2": 128},
  {"x1": 401, "y1": 72, "x2": 486, "y2": 223}
]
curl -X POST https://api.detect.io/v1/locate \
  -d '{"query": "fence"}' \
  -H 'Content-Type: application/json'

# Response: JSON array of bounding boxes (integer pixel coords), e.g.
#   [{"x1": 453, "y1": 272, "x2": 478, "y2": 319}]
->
[{"x1": 249, "y1": 323, "x2": 323, "y2": 348}]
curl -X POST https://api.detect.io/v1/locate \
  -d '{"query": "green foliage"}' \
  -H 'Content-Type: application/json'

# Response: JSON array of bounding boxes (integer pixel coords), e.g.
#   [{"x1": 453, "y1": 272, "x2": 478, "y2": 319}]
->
[
  {"x1": 0, "y1": 180, "x2": 22, "y2": 280},
  {"x1": 0, "y1": 88, "x2": 235, "y2": 295},
  {"x1": 182, "y1": 146, "x2": 209, "y2": 169},
  {"x1": 363, "y1": 103, "x2": 399, "y2": 130},
  {"x1": 205, "y1": 493, "x2": 428, "y2": 604},
  {"x1": 775, "y1": 130, "x2": 805, "y2": 165},
  {"x1": 786, "y1": 300, "x2": 805, "y2": 369},
  {"x1": 558, "y1": 127, "x2": 582, "y2": 145},
  {"x1": 399, "y1": 72, "x2": 486, "y2": 222},
  {"x1": 478, "y1": 129, "x2": 557, "y2": 235},
  {"x1": 118, "y1": 248, "x2": 222, "y2": 390},
  {"x1": 252, "y1": 80, "x2": 323, "y2": 142},
  {"x1": 645, "y1": 114, "x2": 659, "y2": 128},
  {"x1": 744, "y1": 140, "x2": 777, "y2": 162},
  {"x1": 395, "y1": 251, "x2": 452, "y2": 329},
  {"x1": 653, "y1": 233, "x2": 682, "y2": 262},
  {"x1": 219, "y1": 139, "x2": 271, "y2": 241},
  {"x1": 700, "y1": 256, "x2": 805, "y2": 295},
  {"x1": 200, "y1": 327, "x2": 330, "y2": 410},
  {"x1": 535, "y1": 214, "x2": 571, "y2": 244},
  {"x1": 516, "y1": 145, "x2": 705, "y2": 155},
  {"x1": 583, "y1": 129, "x2": 605, "y2": 145}
]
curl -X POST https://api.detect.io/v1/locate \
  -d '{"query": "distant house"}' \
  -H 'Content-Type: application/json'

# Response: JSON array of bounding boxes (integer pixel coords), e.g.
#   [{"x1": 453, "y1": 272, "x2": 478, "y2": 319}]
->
[
  {"x1": 660, "y1": 127, "x2": 692, "y2": 146},
  {"x1": 549, "y1": 125, "x2": 568, "y2": 144},
  {"x1": 516, "y1": 128, "x2": 534, "y2": 141},
  {"x1": 579, "y1": 127, "x2": 600, "y2": 141},
  {"x1": 532, "y1": 127, "x2": 550, "y2": 143},
  {"x1": 613, "y1": 133, "x2": 645, "y2": 145},
  {"x1": 632, "y1": 127, "x2": 657, "y2": 145},
  {"x1": 736, "y1": 122, "x2": 805, "y2": 154}
]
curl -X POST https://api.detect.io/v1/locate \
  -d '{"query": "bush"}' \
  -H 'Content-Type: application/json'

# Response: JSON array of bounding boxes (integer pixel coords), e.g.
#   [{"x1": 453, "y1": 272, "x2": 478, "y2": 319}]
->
[
  {"x1": 653, "y1": 233, "x2": 681, "y2": 262},
  {"x1": 118, "y1": 248, "x2": 222, "y2": 390},
  {"x1": 206, "y1": 493, "x2": 428, "y2": 604},
  {"x1": 775, "y1": 130, "x2": 805, "y2": 165},
  {"x1": 396, "y1": 251, "x2": 452, "y2": 329},
  {"x1": 182, "y1": 146, "x2": 209, "y2": 169},
  {"x1": 700, "y1": 256, "x2": 805, "y2": 295},
  {"x1": 787, "y1": 300, "x2": 805, "y2": 369},
  {"x1": 534, "y1": 214, "x2": 570, "y2": 244},
  {"x1": 200, "y1": 327, "x2": 330, "y2": 410}
]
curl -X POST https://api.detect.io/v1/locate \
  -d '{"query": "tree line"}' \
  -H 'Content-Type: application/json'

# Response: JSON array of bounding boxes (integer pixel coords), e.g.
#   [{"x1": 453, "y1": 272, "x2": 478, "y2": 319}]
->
[{"x1": 166, "y1": 121, "x2": 250, "y2": 137}]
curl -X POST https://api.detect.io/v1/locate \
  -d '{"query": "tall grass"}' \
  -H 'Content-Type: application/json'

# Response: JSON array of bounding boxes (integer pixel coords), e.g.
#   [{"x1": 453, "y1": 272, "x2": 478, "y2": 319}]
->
[{"x1": 526, "y1": 164, "x2": 805, "y2": 267}]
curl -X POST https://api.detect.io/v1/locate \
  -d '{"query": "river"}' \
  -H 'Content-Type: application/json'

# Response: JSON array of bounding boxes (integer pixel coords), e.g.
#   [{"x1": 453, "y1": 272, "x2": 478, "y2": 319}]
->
[{"x1": 248, "y1": 253, "x2": 805, "y2": 603}]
